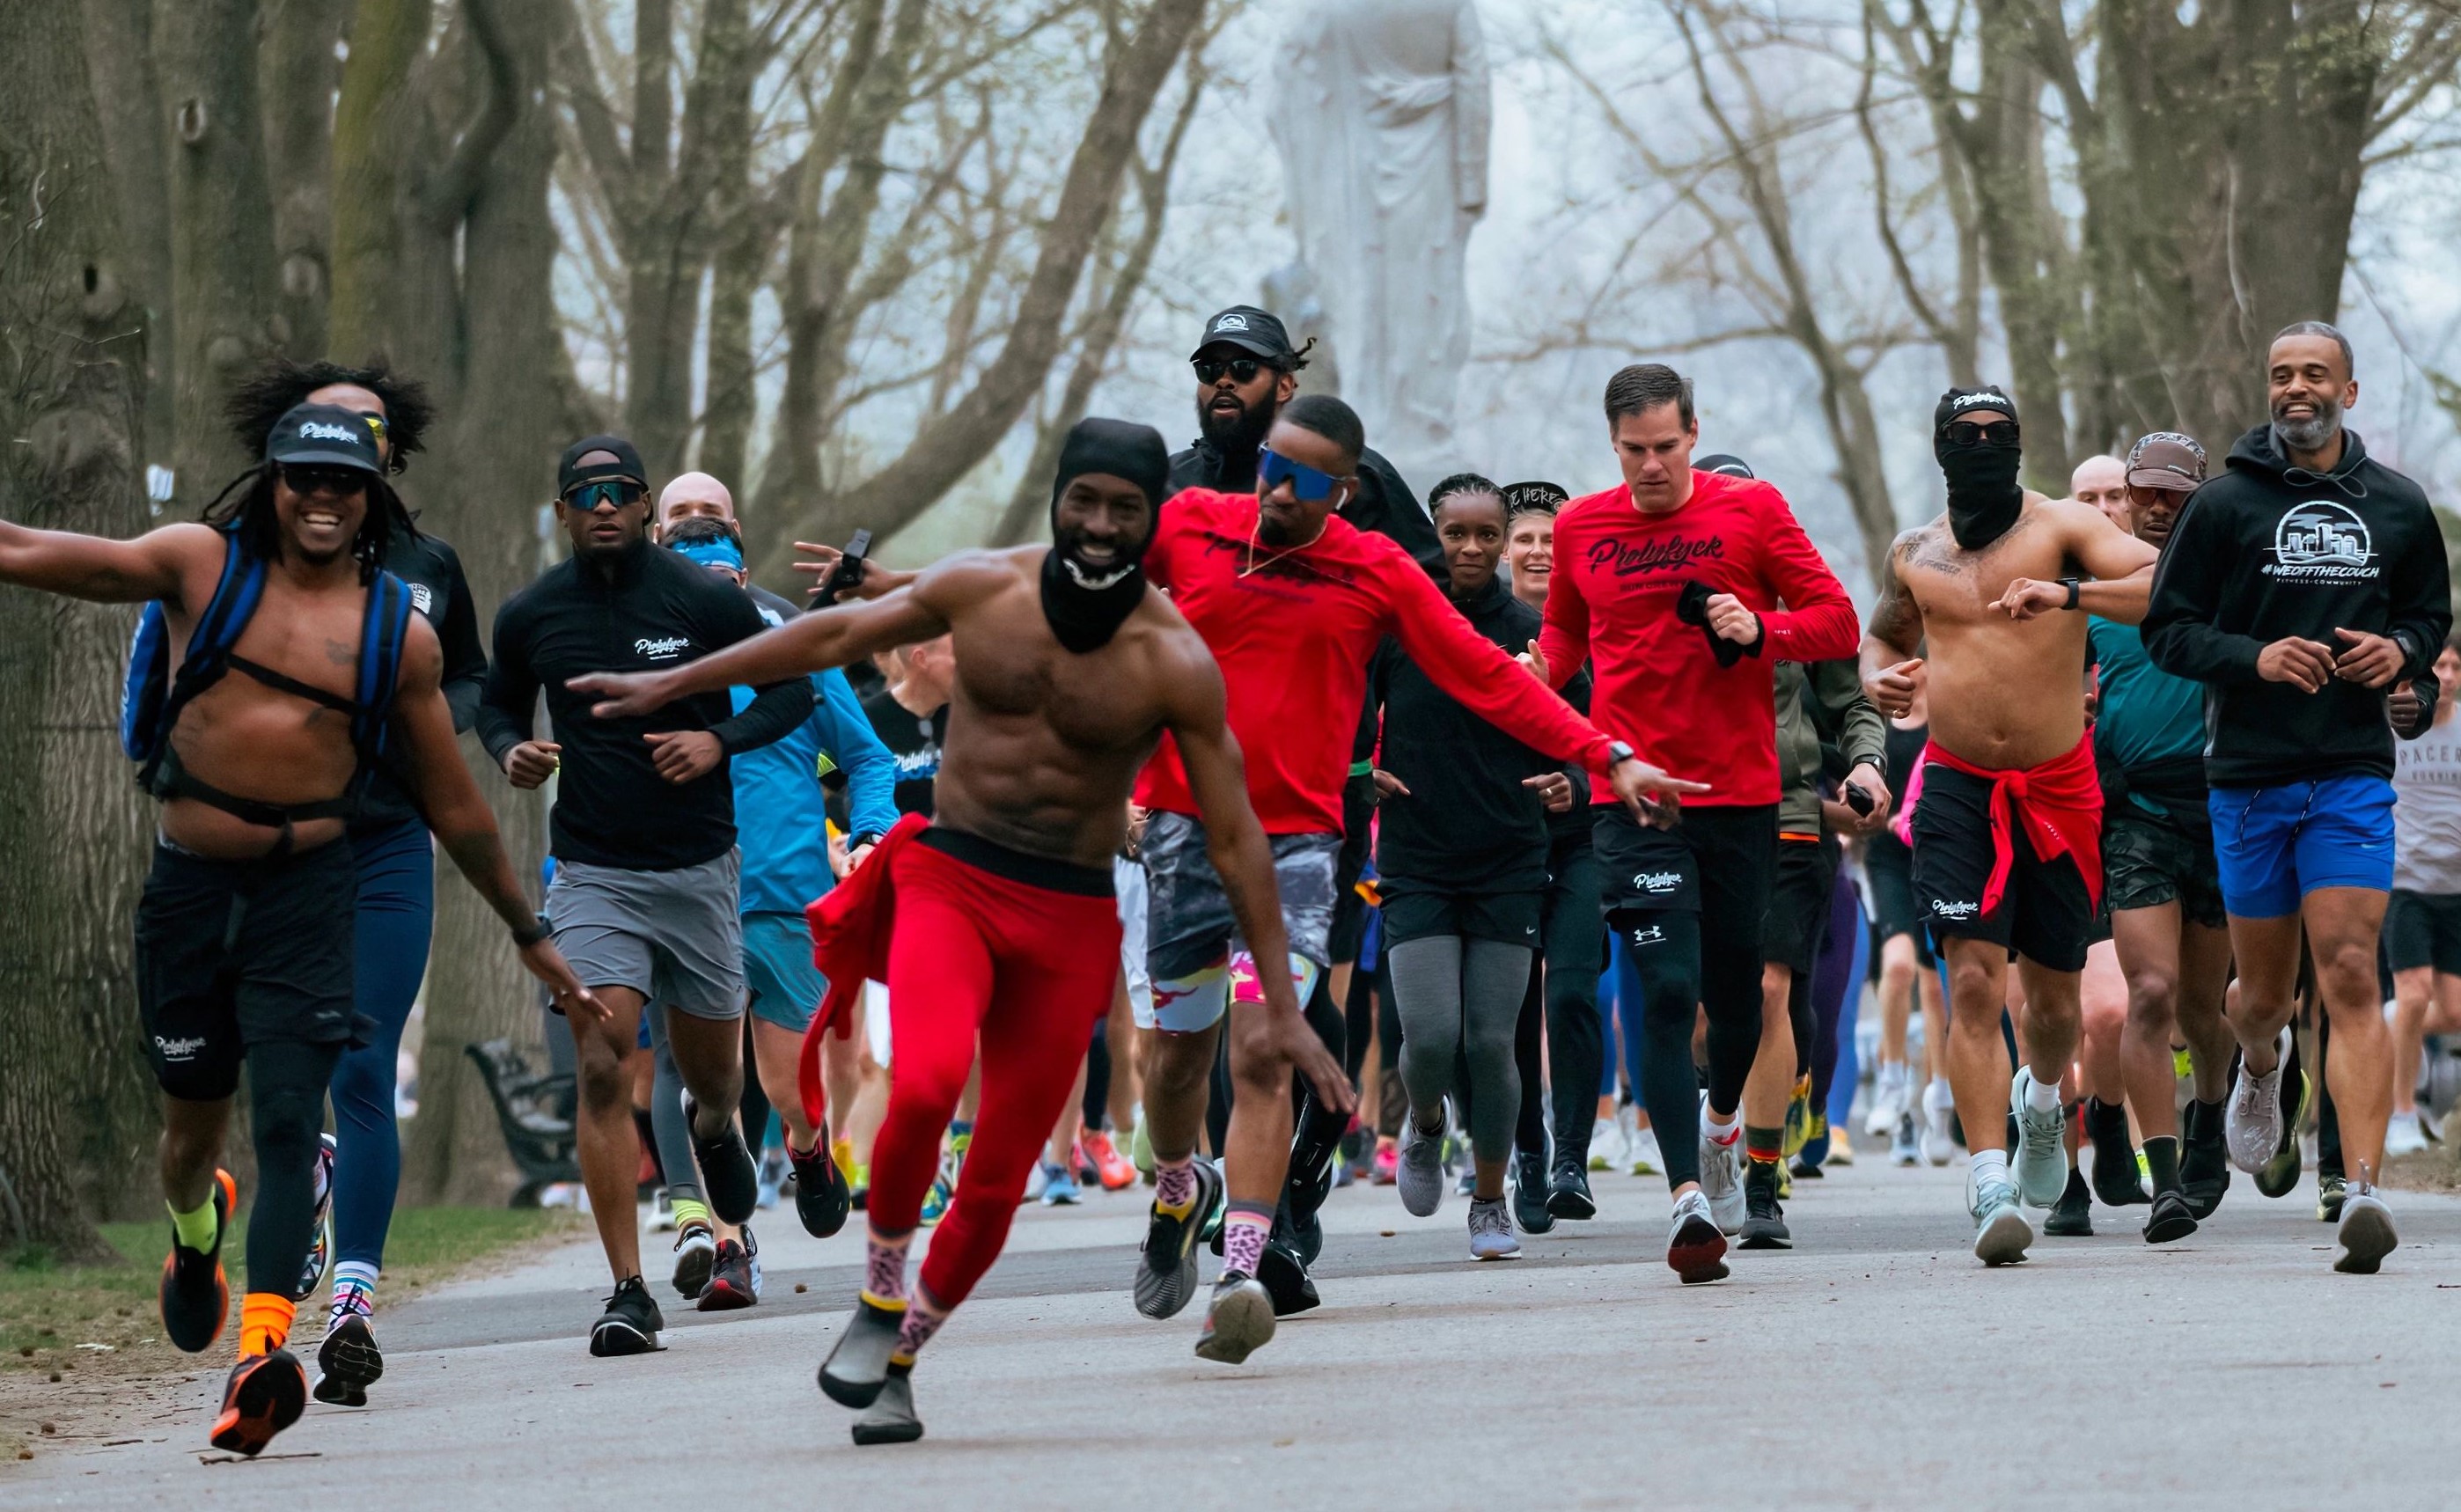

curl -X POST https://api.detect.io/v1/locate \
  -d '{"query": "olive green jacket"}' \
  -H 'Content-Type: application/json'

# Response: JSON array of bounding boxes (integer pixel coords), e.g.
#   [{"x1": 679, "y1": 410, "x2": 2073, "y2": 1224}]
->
[{"x1": 1774, "y1": 657, "x2": 1886, "y2": 836}]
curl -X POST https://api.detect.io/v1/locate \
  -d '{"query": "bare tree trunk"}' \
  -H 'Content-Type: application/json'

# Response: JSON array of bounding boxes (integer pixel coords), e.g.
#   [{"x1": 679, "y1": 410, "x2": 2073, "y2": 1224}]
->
[
  {"x1": 79, "y1": 0, "x2": 177, "y2": 480},
  {"x1": 153, "y1": 0, "x2": 277, "y2": 499},
  {"x1": 260, "y1": 0, "x2": 348, "y2": 360},
  {"x1": 0, "y1": 0, "x2": 158, "y2": 1256}
]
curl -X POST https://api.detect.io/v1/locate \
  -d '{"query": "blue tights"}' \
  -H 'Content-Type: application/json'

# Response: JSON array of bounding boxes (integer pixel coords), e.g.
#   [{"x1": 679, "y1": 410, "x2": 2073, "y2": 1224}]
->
[{"x1": 330, "y1": 818, "x2": 433, "y2": 1271}]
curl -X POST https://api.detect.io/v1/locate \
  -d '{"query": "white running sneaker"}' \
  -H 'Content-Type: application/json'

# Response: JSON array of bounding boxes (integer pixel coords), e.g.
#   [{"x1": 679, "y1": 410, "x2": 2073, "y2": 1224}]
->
[
  {"x1": 2384, "y1": 1111, "x2": 2428, "y2": 1158},
  {"x1": 1866, "y1": 1061, "x2": 1909, "y2": 1137},
  {"x1": 1467, "y1": 1197, "x2": 1520, "y2": 1260},
  {"x1": 2333, "y1": 1184, "x2": 2398, "y2": 1273},
  {"x1": 1891, "y1": 1111, "x2": 1920, "y2": 1166},
  {"x1": 2224, "y1": 1027, "x2": 2290, "y2": 1173},
  {"x1": 1589, "y1": 1115, "x2": 1627, "y2": 1174},
  {"x1": 1629, "y1": 1125, "x2": 1663, "y2": 1178},
  {"x1": 1968, "y1": 1177, "x2": 2032, "y2": 1266},
  {"x1": 1666, "y1": 1188, "x2": 1728, "y2": 1283},
  {"x1": 1697, "y1": 1095, "x2": 1745, "y2": 1235},
  {"x1": 1921, "y1": 1080, "x2": 1957, "y2": 1166},
  {"x1": 2010, "y1": 1069, "x2": 2068, "y2": 1208}
]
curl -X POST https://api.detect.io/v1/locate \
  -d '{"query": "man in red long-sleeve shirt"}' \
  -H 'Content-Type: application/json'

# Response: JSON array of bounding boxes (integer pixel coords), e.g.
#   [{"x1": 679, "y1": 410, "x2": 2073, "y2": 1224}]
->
[
  {"x1": 1532, "y1": 363, "x2": 1861, "y2": 1284},
  {"x1": 1134, "y1": 393, "x2": 1698, "y2": 1361}
]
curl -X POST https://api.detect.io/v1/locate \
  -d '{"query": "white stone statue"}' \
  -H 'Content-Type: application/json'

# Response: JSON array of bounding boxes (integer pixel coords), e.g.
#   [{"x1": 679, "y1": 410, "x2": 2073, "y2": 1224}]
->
[{"x1": 1269, "y1": 0, "x2": 1490, "y2": 473}]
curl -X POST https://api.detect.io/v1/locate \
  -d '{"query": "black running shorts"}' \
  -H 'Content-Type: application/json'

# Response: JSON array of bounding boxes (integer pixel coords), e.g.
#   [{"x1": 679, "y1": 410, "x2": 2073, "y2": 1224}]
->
[
  {"x1": 2103, "y1": 805, "x2": 2225, "y2": 930},
  {"x1": 1761, "y1": 835, "x2": 1839, "y2": 975},
  {"x1": 2386, "y1": 889, "x2": 2461, "y2": 975},
  {"x1": 1592, "y1": 802, "x2": 1776, "y2": 922},
  {"x1": 1378, "y1": 884, "x2": 1543, "y2": 951},
  {"x1": 1910, "y1": 763, "x2": 2094, "y2": 973}
]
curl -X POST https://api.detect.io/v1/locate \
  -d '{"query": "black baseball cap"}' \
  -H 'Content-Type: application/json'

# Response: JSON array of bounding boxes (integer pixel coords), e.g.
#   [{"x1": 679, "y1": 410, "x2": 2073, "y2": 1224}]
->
[
  {"x1": 558, "y1": 435, "x2": 647, "y2": 497},
  {"x1": 1190, "y1": 305, "x2": 1297, "y2": 366},
  {"x1": 1503, "y1": 481, "x2": 1570, "y2": 516},
  {"x1": 1935, "y1": 385, "x2": 2019, "y2": 432},
  {"x1": 1694, "y1": 453, "x2": 1756, "y2": 479},
  {"x1": 266, "y1": 403, "x2": 386, "y2": 473}
]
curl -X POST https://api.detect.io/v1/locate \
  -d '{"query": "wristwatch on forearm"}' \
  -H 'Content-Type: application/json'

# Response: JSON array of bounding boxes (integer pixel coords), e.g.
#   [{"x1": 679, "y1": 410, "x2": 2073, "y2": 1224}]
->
[
  {"x1": 2059, "y1": 576, "x2": 2082, "y2": 611},
  {"x1": 511, "y1": 914, "x2": 552, "y2": 949},
  {"x1": 847, "y1": 830, "x2": 885, "y2": 852},
  {"x1": 1605, "y1": 740, "x2": 1640, "y2": 772}
]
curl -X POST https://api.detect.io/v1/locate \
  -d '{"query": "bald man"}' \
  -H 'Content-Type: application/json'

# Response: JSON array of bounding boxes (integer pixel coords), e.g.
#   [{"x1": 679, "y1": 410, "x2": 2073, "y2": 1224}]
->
[
  {"x1": 2070, "y1": 455, "x2": 2127, "y2": 529},
  {"x1": 657, "y1": 472, "x2": 738, "y2": 539}
]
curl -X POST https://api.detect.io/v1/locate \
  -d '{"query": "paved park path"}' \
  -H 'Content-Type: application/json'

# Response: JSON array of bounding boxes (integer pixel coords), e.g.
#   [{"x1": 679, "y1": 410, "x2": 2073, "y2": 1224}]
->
[{"x1": 11, "y1": 1156, "x2": 2461, "y2": 1509}]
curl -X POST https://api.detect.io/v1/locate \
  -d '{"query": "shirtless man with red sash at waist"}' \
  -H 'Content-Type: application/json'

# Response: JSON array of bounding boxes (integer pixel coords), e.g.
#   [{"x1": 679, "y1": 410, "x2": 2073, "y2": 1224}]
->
[
  {"x1": 571, "y1": 419, "x2": 1351, "y2": 1444},
  {"x1": 1861, "y1": 386, "x2": 2157, "y2": 1265}
]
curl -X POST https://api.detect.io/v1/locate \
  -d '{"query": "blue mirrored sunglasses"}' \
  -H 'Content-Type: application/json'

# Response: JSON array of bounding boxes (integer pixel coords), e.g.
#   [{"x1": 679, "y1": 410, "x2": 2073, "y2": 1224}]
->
[
  {"x1": 1259, "y1": 448, "x2": 1345, "y2": 502},
  {"x1": 564, "y1": 479, "x2": 646, "y2": 511}
]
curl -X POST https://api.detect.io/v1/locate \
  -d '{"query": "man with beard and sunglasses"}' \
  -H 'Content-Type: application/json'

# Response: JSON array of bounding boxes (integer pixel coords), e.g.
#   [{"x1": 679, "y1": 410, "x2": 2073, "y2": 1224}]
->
[
  {"x1": 2144, "y1": 322, "x2": 2450, "y2": 1273},
  {"x1": 0, "y1": 404, "x2": 596, "y2": 1456},
  {"x1": 478, "y1": 437, "x2": 815, "y2": 1355},
  {"x1": 568, "y1": 419, "x2": 1348, "y2": 1442},
  {"x1": 1131, "y1": 393, "x2": 1699, "y2": 1357},
  {"x1": 1862, "y1": 386, "x2": 2157, "y2": 1266}
]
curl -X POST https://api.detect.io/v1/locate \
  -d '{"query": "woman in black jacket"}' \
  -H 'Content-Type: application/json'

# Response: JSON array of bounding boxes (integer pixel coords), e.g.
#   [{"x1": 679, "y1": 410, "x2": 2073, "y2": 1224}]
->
[{"x1": 1377, "y1": 475, "x2": 1575, "y2": 1259}]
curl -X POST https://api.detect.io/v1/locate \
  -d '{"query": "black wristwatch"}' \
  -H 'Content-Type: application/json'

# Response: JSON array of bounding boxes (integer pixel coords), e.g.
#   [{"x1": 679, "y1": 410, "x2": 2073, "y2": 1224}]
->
[
  {"x1": 511, "y1": 914, "x2": 552, "y2": 949},
  {"x1": 847, "y1": 830, "x2": 885, "y2": 852},
  {"x1": 2060, "y1": 576, "x2": 2082, "y2": 611}
]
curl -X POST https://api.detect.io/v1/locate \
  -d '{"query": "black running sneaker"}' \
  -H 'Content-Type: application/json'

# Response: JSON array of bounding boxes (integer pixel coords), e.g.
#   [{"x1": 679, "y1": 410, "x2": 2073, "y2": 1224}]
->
[
  {"x1": 850, "y1": 1362, "x2": 925, "y2": 1446},
  {"x1": 819, "y1": 1295, "x2": 907, "y2": 1408},
  {"x1": 2141, "y1": 1188, "x2": 2198, "y2": 1244},
  {"x1": 1547, "y1": 1157, "x2": 1598, "y2": 1221},
  {"x1": 2178, "y1": 1099, "x2": 2230, "y2": 1219},
  {"x1": 589, "y1": 1274, "x2": 666, "y2": 1356},
  {"x1": 790, "y1": 1138, "x2": 852, "y2": 1238},
  {"x1": 1135, "y1": 1159, "x2": 1223, "y2": 1321},
  {"x1": 2086, "y1": 1101, "x2": 2149, "y2": 1207},
  {"x1": 312, "y1": 1311, "x2": 385, "y2": 1406},
  {"x1": 1513, "y1": 1151, "x2": 1556, "y2": 1235},
  {"x1": 2044, "y1": 1167, "x2": 2093, "y2": 1236},
  {"x1": 1285, "y1": 1200, "x2": 1325, "y2": 1268},
  {"x1": 685, "y1": 1097, "x2": 760, "y2": 1224},
  {"x1": 161, "y1": 1169, "x2": 236, "y2": 1354},
  {"x1": 699, "y1": 1229, "x2": 760, "y2": 1311},
  {"x1": 1255, "y1": 1237, "x2": 1319, "y2": 1317},
  {"x1": 210, "y1": 1349, "x2": 307, "y2": 1457},
  {"x1": 1738, "y1": 1166, "x2": 1790, "y2": 1250}
]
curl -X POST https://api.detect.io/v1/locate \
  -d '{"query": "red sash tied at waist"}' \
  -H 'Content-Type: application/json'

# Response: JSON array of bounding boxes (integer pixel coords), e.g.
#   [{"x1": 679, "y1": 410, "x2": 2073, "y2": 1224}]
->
[
  {"x1": 1920, "y1": 732, "x2": 2105, "y2": 917},
  {"x1": 797, "y1": 811, "x2": 929, "y2": 1132}
]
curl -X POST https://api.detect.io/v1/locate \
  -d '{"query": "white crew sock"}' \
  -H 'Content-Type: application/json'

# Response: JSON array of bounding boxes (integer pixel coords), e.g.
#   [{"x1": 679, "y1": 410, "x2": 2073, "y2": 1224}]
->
[
  {"x1": 1970, "y1": 1149, "x2": 2009, "y2": 1190},
  {"x1": 1701, "y1": 1106, "x2": 1738, "y2": 1142},
  {"x1": 2024, "y1": 1072, "x2": 2063, "y2": 1113}
]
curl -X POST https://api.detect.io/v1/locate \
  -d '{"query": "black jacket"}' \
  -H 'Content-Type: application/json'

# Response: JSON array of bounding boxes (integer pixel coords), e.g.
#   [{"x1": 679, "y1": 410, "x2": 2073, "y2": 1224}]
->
[
  {"x1": 479, "y1": 539, "x2": 813, "y2": 870},
  {"x1": 1370, "y1": 573, "x2": 1559, "y2": 891},
  {"x1": 355, "y1": 528, "x2": 487, "y2": 834},
  {"x1": 2144, "y1": 425, "x2": 2450, "y2": 786},
  {"x1": 1166, "y1": 435, "x2": 1440, "y2": 577}
]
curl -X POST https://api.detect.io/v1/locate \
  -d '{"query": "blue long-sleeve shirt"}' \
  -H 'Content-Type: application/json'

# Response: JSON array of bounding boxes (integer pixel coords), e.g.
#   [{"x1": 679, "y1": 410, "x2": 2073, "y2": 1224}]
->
[{"x1": 731, "y1": 665, "x2": 899, "y2": 916}]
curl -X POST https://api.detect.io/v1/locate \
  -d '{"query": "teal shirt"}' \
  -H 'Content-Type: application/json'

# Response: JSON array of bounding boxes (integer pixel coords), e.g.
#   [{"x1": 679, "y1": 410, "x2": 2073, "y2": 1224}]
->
[{"x1": 2089, "y1": 616, "x2": 2205, "y2": 814}]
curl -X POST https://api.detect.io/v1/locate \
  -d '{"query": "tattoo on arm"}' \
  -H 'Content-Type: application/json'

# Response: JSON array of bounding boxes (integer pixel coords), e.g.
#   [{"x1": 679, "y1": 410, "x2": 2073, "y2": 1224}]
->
[{"x1": 1867, "y1": 538, "x2": 1924, "y2": 656}]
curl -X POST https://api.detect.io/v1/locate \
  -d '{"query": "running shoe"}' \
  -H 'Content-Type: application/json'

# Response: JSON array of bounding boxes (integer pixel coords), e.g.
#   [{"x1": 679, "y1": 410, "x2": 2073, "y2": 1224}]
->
[
  {"x1": 2044, "y1": 1167, "x2": 2092, "y2": 1237},
  {"x1": 2086, "y1": 1101, "x2": 2149, "y2": 1207},
  {"x1": 1468, "y1": 1196, "x2": 1521, "y2": 1260},
  {"x1": 2384, "y1": 1111, "x2": 2428, "y2": 1157},
  {"x1": 1590, "y1": 1114, "x2": 1627, "y2": 1173},
  {"x1": 1666, "y1": 1188, "x2": 1729, "y2": 1284},
  {"x1": 1968, "y1": 1178, "x2": 2031, "y2": 1266},
  {"x1": 312, "y1": 1310, "x2": 384, "y2": 1406},
  {"x1": 1921, "y1": 1080, "x2": 1958, "y2": 1165},
  {"x1": 1370, "y1": 1137, "x2": 1399, "y2": 1185},
  {"x1": 1074, "y1": 1140, "x2": 1099, "y2": 1188},
  {"x1": 1825, "y1": 1127, "x2": 1855, "y2": 1167},
  {"x1": 1781, "y1": 1075, "x2": 1813, "y2": 1159},
  {"x1": 1039, "y1": 1163, "x2": 1082, "y2": 1207},
  {"x1": 293, "y1": 1133, "x2": 337, "y2": 1302},
  {"x1": 1455, "y1": 1166, "x2": 1476, "y2": 1198},
  {"x1": 1131, "y1": 1111, "x2": 1155, "y2": 1181},
  {"x1": 2255, "y1": 1066, "x2": 2312, "y2": 1199},
  {"x1": 2179, "y1": 1098, "x2": 2232, "y2": 1217},
  {"x1": 1867, "y1": 1061, "x2": 1911, "y2": 1137},
  {"x1": 921, "y1": 1130, "x2": 970, "y2": 1226},
  {"x1": 1256, "y1": 1237, "x2": 1320, "y2": 1317},
  {"x1": 1135, "y1": 1158, "x2": 1223, "y2": 1320},
  {"x1": 1023, "y1": 1159, "x2": 1050, "y2": 1204},
  {"x1": 589, "y1": 1274, "x2": 666, "y2": 1356},
  {"x1": 1628, "y1": 1124, "x2": 1664, "y2": 1177},
  {"x1": 2141, "y1": 1188, "x2": 2198, "y2": 1244},
  {"x1": 683, "y1": 1096, "x2": 760, "y2": 1224},
  {"x1": 209, "y1": 1349, "x2": 307, "y2": 1457},
  {"x1": 647, "y1": 1187, "x2": 678, "y2": 1233},
  {"x1": 1696, "y1": 1096, "x2": 1745, "y2": 1236},
  {"x1": 2333, "y1": 1183, "x2": 2398, "y2": 1273},
  {"x1": 2010, "y1": 1070, "x2": 2068, "y2": 1208},
  {"x1": 1547, "y1": 1156, "x2": 1598, "y2": 1221},
  {"x1": 849, "y1": 1363, "x2": 924, "y2": 1446},
  {"x1": 160, "y1": 1169, "x2": 236, "y2": 1354},
  {"x1": 2316, "y1": 1170, "x2": 2347, "y2": 1222},
  {"x1": 1194, "y1": 1271, "x2": 1276, "y2": 1364},
  {"x1": 1083, "y1": 1129, "x2": 1137, "y2": 1191},
  {"x1": 1891, "y1": 1111, "x2": 1920, "y2": 1167},
  {"x1": 671, "y1": 1221, "x2": 716, "y2": 1300},
  {"x1": 756, "y1": 1147, "x2": 786, "y2": 1210},
  {"x1": 790, "y1": 1138, "x2": 853, "y2": 1238},
  {"x1": 819, "y1": 1294, "x2": 906, "y2": 1407},
  {"x1": 2224, "y1": 1026, "x2": 2291, "y2": 1173},
  {"x1": 1398, "y1": 1115, "x2": 1445, "y2": 1217},
  {"x1": 1738, "y1": 1167, "x2": 1789, "y2": 1251},
  {"x1": 1512, "y1": 1151, "x2": 1555, "y2": 1235},
  {"x1": 699, "y1": 1227, "x2": 760, "y2": 1310}
]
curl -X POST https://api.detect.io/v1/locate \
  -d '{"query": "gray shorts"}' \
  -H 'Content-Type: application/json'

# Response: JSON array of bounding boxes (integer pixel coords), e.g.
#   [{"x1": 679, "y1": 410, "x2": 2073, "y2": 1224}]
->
[
  {"x1": 1142, "y1": 811, "x2": 1340, "y2": 982},
  {"x1": 547, "y1": 849, "x2": 746, "y2": 1019}
]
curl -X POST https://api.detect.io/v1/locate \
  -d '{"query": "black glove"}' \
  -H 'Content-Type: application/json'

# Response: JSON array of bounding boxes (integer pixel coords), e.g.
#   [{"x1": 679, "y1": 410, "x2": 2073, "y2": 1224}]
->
[{"x1": 1674, "y1": 579, "x2": 1762, "y2": 668}]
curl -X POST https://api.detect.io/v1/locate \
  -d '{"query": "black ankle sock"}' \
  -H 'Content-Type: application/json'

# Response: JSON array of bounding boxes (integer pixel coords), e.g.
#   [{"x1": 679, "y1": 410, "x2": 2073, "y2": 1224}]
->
[{"x1": 2143, "y1": 1135, "x2": 2181, "y2": 1194}]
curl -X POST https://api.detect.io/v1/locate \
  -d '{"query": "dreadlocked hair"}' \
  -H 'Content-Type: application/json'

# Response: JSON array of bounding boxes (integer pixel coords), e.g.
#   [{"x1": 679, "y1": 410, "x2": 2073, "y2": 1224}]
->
[
  {"x1": 223, "y1": 355, "x2": 436, "y2": 474},
  {"x1": 199, "y1": 465, "x2": 415, "y2": 585}
]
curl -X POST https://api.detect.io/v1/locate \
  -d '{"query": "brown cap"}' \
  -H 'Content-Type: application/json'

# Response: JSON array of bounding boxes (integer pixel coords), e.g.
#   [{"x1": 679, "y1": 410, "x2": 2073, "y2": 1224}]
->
[{"x1": 2126, "y1": 431, "x2": 2206, "y2": 491}]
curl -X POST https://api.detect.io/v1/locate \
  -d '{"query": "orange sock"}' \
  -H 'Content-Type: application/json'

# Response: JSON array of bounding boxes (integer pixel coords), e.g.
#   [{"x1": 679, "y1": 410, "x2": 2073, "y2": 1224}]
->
[{"x1": 239, "y1": 1293, "x2": 296, "y2": 1358}]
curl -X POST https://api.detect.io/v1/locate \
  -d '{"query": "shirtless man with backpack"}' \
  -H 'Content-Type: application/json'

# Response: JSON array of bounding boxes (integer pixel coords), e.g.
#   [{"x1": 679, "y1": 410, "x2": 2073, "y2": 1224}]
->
[{"x1": 0, "y1": 402, "x2": 596, "y2": 1457}]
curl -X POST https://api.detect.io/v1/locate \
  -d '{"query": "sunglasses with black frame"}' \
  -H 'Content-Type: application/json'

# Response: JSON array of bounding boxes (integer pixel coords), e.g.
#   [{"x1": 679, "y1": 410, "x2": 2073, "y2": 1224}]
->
[
  {"x1": 279, "y1": 463, "x2": 371, "y2": 498},
  {"x1": 1193, "y1": 356, "x2": 1270, "y2": 386},
  {"x1": 562, "y1": 479, "x2": 648, "y2": 511},
  {"x1": 1943, "y1": 419, "x2": 2020, "y2": 448}
]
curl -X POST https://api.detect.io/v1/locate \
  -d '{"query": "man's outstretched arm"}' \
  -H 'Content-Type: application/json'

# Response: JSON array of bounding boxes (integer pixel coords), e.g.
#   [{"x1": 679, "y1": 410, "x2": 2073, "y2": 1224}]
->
[{"x1": 0, "y1": 519, "x2": 209, "y2": 605}]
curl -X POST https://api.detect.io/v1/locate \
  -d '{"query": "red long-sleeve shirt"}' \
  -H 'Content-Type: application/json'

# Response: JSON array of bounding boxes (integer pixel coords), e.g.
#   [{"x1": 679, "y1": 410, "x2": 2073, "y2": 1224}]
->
[
  {"x1": 1138, "y1": 488, "x2": 1616, "y2": 833},
  {"x1": 1539, "y1": 471, "x2": 1859, "y2": 807}
]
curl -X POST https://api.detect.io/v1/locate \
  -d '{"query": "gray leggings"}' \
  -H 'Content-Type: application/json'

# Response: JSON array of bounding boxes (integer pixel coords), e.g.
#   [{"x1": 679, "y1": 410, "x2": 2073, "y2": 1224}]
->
[{"x1": 1388, "y1": 936, "x2": 1533, "y2": 1165}]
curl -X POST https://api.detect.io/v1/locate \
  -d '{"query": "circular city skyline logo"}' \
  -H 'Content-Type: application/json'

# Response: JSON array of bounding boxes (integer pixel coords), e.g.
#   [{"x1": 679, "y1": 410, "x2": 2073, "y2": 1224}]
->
[{"x1": 2266, "y1": 501, "x2": 2376, "y2": 580}]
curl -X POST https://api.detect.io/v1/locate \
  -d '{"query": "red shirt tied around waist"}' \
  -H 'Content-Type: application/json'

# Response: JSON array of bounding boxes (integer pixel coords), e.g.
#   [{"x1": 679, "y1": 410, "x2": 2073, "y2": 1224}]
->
[
  {"x1": 1922, "y1": 732, "x2": 2106, "y2": 916},
  {"x1": 1539, "y1": 469, "x2": 1860, "y2": 805},
  {"x1": 1136, "y1": 487, "x2": 1616, "y2": 833}
]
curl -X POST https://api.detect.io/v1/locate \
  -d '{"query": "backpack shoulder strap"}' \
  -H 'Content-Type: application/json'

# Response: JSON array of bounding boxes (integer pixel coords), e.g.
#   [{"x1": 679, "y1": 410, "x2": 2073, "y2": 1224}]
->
[{"x1": 351, "y1": 569, "x2": 416, "y2": 756}]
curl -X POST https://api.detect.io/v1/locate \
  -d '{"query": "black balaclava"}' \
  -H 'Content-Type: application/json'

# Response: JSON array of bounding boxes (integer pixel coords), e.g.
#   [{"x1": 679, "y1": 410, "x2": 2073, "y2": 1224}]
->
[
  {"x1": 1934, "y1": 385, "x2": 2024, "y2": 550},
  {"x1": 1042, "y1": 417, "x2": 1171, "y2": 653}
]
